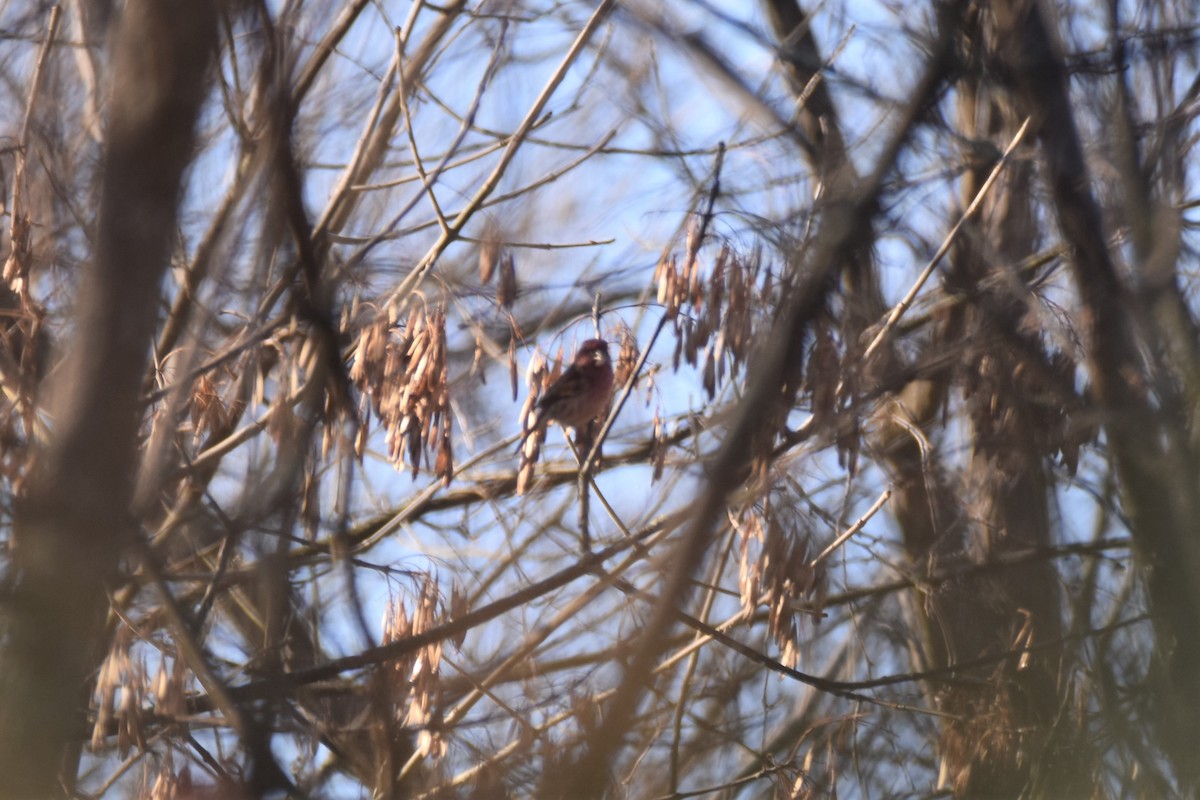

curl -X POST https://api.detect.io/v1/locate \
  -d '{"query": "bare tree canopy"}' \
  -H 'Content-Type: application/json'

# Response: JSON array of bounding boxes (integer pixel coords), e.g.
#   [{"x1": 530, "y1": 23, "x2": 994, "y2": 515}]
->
[{"x1": 0, "y1": 0, "x2": 1198, "y2": 797}]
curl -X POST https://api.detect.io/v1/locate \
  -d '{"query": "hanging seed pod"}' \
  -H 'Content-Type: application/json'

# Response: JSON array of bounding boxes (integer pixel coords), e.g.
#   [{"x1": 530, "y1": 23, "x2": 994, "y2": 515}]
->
[
  {"x1": 497, "y1": 253, "x2": 517, "y2": 309},
  {"x1": 479, "y1": 234, "x2": 500, "y2": 284}
]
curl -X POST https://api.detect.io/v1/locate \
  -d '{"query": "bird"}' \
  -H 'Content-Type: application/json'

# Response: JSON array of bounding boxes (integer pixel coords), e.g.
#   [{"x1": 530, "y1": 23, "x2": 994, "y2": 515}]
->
[
  {"x1": 517, "y1": 338, "x2": 614, "y2": 498},
  {"x1": 532, "y1": 338, "x2": 615, "y2": 433}
]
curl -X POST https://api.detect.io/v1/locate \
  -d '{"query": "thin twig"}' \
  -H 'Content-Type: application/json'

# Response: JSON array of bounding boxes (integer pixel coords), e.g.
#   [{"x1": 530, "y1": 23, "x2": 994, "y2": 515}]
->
[
  {"x1": 380, "y1": 0, "x2": 618, "y2": 314},
  {"x1": 309, "y1": 38, "x2": 402, "y2": 241},
  {"x1": 811, "y1": 488, "x2": 891, "y2": 568},
  {"x1": 5, "y1": 5, "x2": 61, "y2": 287},
  {"x1": 337, "y1": 127, "x2": 620, "y2": 248},
  {"x1": 384, "y1": 20, "x2": 508, "y2": 236},
  {"x1": 863, "y1": 116, "x2": 1032, "y2": 360},
  {"x1": 670, "y1": 523, "x2": 738, "y2": 792},
  {"x1": 457, "y1": 235, "x2": 617, "y2": 250},
  {"x1": 292, "y1": 0, "x2": 373, "y2": 103}
]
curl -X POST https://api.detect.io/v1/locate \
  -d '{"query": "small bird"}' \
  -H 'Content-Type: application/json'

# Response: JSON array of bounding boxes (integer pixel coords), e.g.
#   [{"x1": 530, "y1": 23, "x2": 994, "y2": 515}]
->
[
  {"x1": 517, "y1": 338, "x2": 614, "y2": 497},
  {"x1": 533, "y1": 338, "x2": 615, "y2": 432}
]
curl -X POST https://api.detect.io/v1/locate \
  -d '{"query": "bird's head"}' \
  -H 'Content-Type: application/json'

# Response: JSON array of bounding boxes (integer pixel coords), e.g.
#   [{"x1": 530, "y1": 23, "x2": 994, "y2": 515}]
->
[{"x1": 575, "y1": 339, "x2": 610, "y2": 369}]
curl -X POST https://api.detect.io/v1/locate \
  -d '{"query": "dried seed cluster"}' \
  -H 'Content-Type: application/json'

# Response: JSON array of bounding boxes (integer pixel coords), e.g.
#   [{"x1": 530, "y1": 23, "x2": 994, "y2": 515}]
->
[
  {"x1": 965, "y1": 348, "x2": 1093, "y2": 477},
  {"x1": 350, "y1": 302, "x2": 454, "y2": 486},
  {"x1": 0, "y1": 282, "x2": 45, "y2": 490},
  {"x1": 147, "y1": 750, "x2": 189, "y2": 800},
  {"x1": 479, "y1": 228, "x2": 517, "y2": 310},
  {"x1": 610, "y1": 324, "x2": 640, "y2": 392},
  {"x1": 516, "y1": 347, "x2": 553, "y2": 496},
  {"x1": 91, "y1": 624, "x2": 148, "y2": 757},
  {"x1": 737, "y1": 510, "x2": 827, "y2": 669},
  {"x1": 804, "y1": 314, "x2": 860, "y2": 472},
  {"x1": 382, "y1": 575, "x2": 447, "y2": 760},
  {"x1": 655, "y1": 231, "x2": 765, "y2": 399},
  {"x1": 191, "y1": 369, "x2": 245, "y2": 444}
]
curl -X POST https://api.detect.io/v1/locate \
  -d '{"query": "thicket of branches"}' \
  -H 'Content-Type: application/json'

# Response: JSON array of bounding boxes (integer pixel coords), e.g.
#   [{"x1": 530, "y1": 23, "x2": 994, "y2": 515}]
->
[{"x1": 1, "y1": 0, "x2": 1198, "y2": 797}]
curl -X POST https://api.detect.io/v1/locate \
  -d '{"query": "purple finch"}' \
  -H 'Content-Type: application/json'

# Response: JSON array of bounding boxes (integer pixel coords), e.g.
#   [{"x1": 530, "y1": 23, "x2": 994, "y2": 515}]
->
[
  {"x1": 517, "y1": 338, "x2": 614, "y2": 496},
  {"x1": 533, "y1": 339, "x2": 614, "y2": 432}
]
